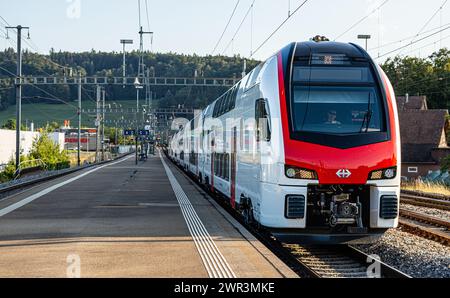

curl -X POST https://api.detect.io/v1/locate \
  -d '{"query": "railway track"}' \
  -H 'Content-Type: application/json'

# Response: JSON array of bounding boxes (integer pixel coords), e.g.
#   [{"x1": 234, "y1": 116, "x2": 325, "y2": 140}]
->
[
  {"x1": 399, "y1": 208, "x2": 450, "y2": 246},
  {"x1": 401, "y1": 193, "x2": 450, "y2": 211},
  {"x1": 283, "y1": 244, "x2": 409, "y2": 278},
  {"x1": 166, "y1": 153, "x2": 410, "y2": 278}
]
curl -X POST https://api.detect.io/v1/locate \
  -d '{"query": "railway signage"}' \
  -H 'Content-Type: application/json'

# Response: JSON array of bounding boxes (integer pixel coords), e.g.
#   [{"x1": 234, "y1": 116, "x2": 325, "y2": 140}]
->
[
  {"x1": 138, "y1": 129, "x2": 150, "y2": 136},
  {"x1": 124, "y1": 129, "x2": 136, "y2": 136},
  {"x1": 137, "y1": 135, "x2": 153, "y2": 141}
]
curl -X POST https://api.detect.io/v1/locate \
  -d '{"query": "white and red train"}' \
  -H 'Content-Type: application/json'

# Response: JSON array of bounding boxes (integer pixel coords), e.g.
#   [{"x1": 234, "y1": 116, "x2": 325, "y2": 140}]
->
[{"x1": 168, "y1": 40, "x2": 400, "y2": 243}]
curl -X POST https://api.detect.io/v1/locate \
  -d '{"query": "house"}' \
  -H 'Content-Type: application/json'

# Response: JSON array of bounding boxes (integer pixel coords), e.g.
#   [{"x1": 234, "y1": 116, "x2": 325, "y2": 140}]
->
[
  {"x1": 0, "y1": 129, "x2": 65, "y2": 166},
  {"x1": 397, "y1": 95, "x2": 428, "y2": 111},
  {"x1": 397, "y1": 95, "x2": 450, "y2": 179}
]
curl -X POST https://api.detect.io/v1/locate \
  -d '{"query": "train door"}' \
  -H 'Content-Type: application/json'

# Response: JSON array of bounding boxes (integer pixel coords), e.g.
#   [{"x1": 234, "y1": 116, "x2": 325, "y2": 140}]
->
[{"x1": 230, "y1": 127, "x2": 237, "y2": 208}]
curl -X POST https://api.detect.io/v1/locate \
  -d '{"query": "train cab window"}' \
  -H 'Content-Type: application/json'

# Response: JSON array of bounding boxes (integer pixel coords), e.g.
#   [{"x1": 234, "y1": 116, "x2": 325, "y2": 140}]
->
[
  {"x1": 289, "y1": 59, "x2": 388, "y2": 150},
  {"x1": 255, "y1": 99, "x2": 271, "y2": 142},
  {"x1": 292, "y1": 85, "x2": 382, "y2": 134}
]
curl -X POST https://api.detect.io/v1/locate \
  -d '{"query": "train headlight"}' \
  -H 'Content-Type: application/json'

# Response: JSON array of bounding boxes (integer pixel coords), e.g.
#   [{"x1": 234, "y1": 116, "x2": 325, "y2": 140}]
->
[
  {"x1": 286, "y1": 168, "x2": 297, "y2": 178},
  {"x1": 369, "y1": 167, "x2": 397, "y2": 180},
  {"x1": 285, "y1": 165, "x2": 318, "y2": 180}
]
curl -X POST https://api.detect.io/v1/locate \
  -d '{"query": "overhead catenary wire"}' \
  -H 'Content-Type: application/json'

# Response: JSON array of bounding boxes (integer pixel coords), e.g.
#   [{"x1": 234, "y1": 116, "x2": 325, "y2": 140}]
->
[
  {"x1": 144, "y1": 0, "x2": 153, "y2": 50},
  {"x1": 23, "y1": 97, "x2": 78, "y2": 121},
  {"x1": 138, "y1": 0, "x2": 142, "y2": 28},
  {"x1": 212, "y1": 0, "x2": 240, "y2": 55},
  {"x1": 414, "y1": 0, "x2": 448, "y2": 41},
  {"x1": 397, "y1": 0, "x2": 448, "y2": 56},
  {"x1": 0, "y1": 65, "x2": 77, "y2": 110},
  {"x1": 222, "y1": 0, "x2": 256, "y2": 55},
  {"x1": 0, "y1": 14, "x2": 67, "y2": 73},
  {"x1": 394, "y1": 72, "x2": 450, "y2": 90},
  {"x1": 400, "y1": 33, "x2": 450, "y2": 56},
  {"x1": 334, "y1": 0, "x2": 390, "y2": 41},
  {"x1": 369, "y1": 22, "x2": 450, "y2": 51},
  {"x1": 376, "y1": 25, "x2": 450, "y2": 59},
  {"x1": 250, "y1": 0, "x2": 309, "y2": 58}
]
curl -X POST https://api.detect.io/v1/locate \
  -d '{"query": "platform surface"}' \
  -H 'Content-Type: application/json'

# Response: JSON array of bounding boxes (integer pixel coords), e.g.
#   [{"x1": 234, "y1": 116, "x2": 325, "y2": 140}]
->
[{"x1": 0, "y1": 153, "x2": 296, "y2": 278}]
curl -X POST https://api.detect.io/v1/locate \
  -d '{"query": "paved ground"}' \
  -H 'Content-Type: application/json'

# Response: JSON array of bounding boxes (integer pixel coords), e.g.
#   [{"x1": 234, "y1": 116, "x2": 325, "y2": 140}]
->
[{"x1": 0, "y1": 153, "x2": 296, "y2": 278}]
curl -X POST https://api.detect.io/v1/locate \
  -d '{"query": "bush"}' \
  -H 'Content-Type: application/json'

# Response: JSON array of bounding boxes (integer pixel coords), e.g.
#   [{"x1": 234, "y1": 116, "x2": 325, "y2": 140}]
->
[
  {"x1": 29, "y1": 132, "x2": 70, "y2": 171},
  {"x1": 0, "y1": 160, "x2": 16, "y2": 183}
]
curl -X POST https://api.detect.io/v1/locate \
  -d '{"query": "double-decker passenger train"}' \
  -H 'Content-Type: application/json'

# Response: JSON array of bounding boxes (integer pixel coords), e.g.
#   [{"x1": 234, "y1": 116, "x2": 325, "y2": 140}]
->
[{"x1": 168, "y1": 38, "x2": 400, "y2": 243}]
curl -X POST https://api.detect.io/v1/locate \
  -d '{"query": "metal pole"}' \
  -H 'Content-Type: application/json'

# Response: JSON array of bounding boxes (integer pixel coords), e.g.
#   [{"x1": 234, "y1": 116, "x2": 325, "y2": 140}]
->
[
  {"x1": 77, "y1": 75, "x2": 81, "y2": 167},
  {"x1": 122, "y1": 42, "x2": 126, "y2": 88},
  {"x1": 135, "y1": 88, "x2": 139, "y2": 165},
  {"x1": 101, "y1": 88, "x2": 105, "y2": 161},
  {"x1": 15, "y1": 27, "x2": 22, "y2": 172},
  {"x1": 95, "y1": 85, "x2": 100, "y2": 163},
  {"x1": 115, "y1": 120, "x2": 118, "y2": 155},
  {"x1": 7, "y1": 25, "x2": 29, "y2": 172}
]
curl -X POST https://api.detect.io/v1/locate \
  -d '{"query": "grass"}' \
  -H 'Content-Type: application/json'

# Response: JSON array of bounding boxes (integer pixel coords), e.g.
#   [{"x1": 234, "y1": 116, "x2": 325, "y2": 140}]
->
[
  {"x1": 67, "y1": 152, "x2": 97, "y2": 166},
  {"x1": 402, "y1": 180, "x2": 450, "y2": 196},
  {"x1": 0, "y1": 100, "x2": 139, "y2": 128}
]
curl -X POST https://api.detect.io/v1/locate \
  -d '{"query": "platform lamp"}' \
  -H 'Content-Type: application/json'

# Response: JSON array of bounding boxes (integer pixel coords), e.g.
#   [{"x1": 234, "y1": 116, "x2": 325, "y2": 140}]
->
[
  {"x1": 120, "y1": 39, "x2": 133, "y2": 88},
  {"x1": 357, "y1": 34, "x2": 371, "y2": 51}
]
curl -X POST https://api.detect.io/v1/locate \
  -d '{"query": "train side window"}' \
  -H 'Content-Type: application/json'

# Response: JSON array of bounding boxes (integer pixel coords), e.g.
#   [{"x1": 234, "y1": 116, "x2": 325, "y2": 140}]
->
[
  {"x1": 214, "y1": 153, "x2": 218, "y2": 175},
  {"x1": 217, "y1": 153, "x2": 221, "y2": 177},
  {"x1": 216, "y1": 98, "x2": 222, "y2": 117},
  {"x1": 245, "y1": 64, "x2": 262, "y2": 90},
  {"x1": 219, "y1": 153, "x2": 224, "y2": 178},
  {"x1": 223, "y1": 92, "x2": 231, "y2": 114},
  {"x1": 240, "y1": 118, "x2": 244, "y2": 151},
  {"x1": 224, "y1": 154, "x2": 229, "y2": 180},
  {"x1": 255, "y1": 99, "x2": 271, "y2": 142},
  {"x1": 218, "y1": 97, "x2": 224, "y2": 116},
  {"x1": 220, "y1": 95, "x2": 227, "y2": 115},
  {"x1": 230, "y1": 86, "x2": 237, "y2": 110},
  {"x1": 213, "y1": 101, "x2": 218, "y2": 118}
]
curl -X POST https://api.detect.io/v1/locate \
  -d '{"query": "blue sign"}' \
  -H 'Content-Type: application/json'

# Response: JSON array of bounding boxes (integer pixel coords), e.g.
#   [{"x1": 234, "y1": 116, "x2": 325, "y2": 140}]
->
[
  {"x1": 124, "y1": 129, "x2": 136, "y2": 136},
  {"x1": 138, "y1": 129, "x2": 150, "y2": 136}
]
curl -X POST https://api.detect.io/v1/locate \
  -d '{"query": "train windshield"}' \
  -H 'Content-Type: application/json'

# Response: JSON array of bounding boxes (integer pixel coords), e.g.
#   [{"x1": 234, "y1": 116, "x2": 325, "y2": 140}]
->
[{"x1": 291, "y1": 65, "x2": 385, "y2": 135}]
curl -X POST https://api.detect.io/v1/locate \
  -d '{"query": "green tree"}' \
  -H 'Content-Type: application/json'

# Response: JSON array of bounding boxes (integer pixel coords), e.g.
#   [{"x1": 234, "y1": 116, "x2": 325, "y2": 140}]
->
[
  {"x1": 381, "y1": 48, "x2": 450, "y2": 109},
  {"x1": 1, "y1": 118, "x2": 16, "y2": 129},
  {"x1": 1, "y1": 118, "x2": 27, "y2": 130},
  {"x1": 29, "y1": 132, "x2": 69, "y2": 170},
  {"x1": 45, "y1": 121, "x2": 60, "y2": 132},
  {"x1": 0, "y1": 159, "x2": 16, "y2": 182}
]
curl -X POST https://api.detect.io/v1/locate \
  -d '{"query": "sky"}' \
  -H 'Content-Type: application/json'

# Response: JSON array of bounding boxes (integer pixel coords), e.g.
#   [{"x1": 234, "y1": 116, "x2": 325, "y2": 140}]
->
[{"x1": 0, "y1": 0, "x2": 449, "y2": 62}]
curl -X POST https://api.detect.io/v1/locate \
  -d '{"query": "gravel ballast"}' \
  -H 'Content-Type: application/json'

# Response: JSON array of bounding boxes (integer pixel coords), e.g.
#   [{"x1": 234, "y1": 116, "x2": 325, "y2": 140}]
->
[
  {"x1": 401, "y1": 203, "x2": 450, "y2": 221},
  {"x1": 356, "y1": 228, "x2": 450, "y2": 278}
]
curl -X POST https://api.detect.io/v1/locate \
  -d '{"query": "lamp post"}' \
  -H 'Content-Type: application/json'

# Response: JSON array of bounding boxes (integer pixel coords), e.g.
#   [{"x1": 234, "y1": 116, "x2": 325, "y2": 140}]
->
[
  {"x1": 120, "y1": 39, "x2": 133, "y2": 88},
  {"x1": 357, "y1": 34, "x2": 371, "y2": 51},
  {"x1": 134, "y1": 77, "x2": 143, "y2": 165}
]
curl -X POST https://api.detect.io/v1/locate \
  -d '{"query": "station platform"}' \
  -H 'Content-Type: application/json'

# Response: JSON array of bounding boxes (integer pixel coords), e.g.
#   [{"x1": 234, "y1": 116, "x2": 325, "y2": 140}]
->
[{"x1": 0, "y1": 152, "x2": 297, "y2": 277}]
